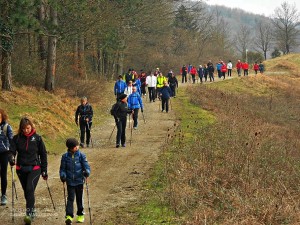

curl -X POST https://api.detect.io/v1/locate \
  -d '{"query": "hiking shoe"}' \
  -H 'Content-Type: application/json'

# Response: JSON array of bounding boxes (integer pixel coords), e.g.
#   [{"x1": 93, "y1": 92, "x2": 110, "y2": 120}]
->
[
  {"x1": 86, "y1": 144, "x2": 89, "y2": 148},
  {"x1": 116, "y1": 144, "x2": 120, "y2": 148},
  {"x1": 24, "y1": 215, "x2": 32, "y2": 225},
  {"x1": 80, "y1": 143, "x2": 84, "y2": 148},
  {"x1": 77, "y1": 215, "x2": 85, "y2": 223},
  {"x1": 122, "y1": 144, "x2": 126, "y2": 147},
  {"x1": 133, "y1": 127, "x2": 137, "y2": 130},
  {"x1": 1, "y1": 195, "x2": 7, "y2": 205},
  {"x1": 65, "y1": 215, "x2": 73, "y2": 224}
]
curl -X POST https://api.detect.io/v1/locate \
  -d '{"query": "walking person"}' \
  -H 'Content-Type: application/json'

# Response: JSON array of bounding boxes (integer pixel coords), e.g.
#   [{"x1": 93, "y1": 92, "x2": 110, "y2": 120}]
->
[
  {"x1": 216, "y1": 61, "x2": 222, "y2": 79},
  {"x1": 124, "y1": 80, "x2": 134, "y2": 96},
  {"x1": 236, "y1": 60, "x2": 243, "y2": 76},
  {"x1": 113, "y1": 94, "x2": 132, "y2": 148},
  {"x1": 207, "y1": 62, "x2": 215, "y2": 82},
  {"x1": 221, "y1": 61, "x2": 227, "y2": 80},
  {"x1": 60, "y1": 138, "x2": 91, "y2": 224},
  {"x1": 75, "y1": 96, "x2": 93, "y2": 148},
  {"x1": 243, "y1": 61, "x2": 249, "y2": 76},
  {"x1": 127, "y1": 87, "x2": 144, "y2": 130},
  {"x1": 203, "y1": 65, "x2": 208, "y2": 82},
  {"x1": 0, "y1": 109, "x2": 13, "y2": 206},
  {"x1": 140, "y1": 70, "x2": 147, "y2": 96},
  {"x1": 114, "y1": 75, "x2": 127, "y2": 100},
  {"x1": 168, "y1": 73, "x2": 178, "y2": 97},
  {"x1": 181, "y1": 65, "x2": 187, "y2": 83},
  {"x1": 259, "y1": 61, "x2": 264, "y2": 74},
  {"x1": 227, "y1": 60, "x2": 232, "y2": 77},
  {"x1": 253, "y1": 62, "x2": 259, "y2": 75},
  {"x1": 8, "y1": 117, "x2": 48, "y2": 224},
  {"x1": 146, "y1": 72, "x2": 157, "y2": 102},
  {"x1": 190, "y1": 66, "x2": 197, "y2": 84},
  {"x1": 156, "y1": 72, "x2": 167, "y2": 100},
  {"x1": 160, "y1": 81, "x2": 172, "y2": 113},
  {"x1": 197, "y1": 65, "x2": 204, "y2": 83}
]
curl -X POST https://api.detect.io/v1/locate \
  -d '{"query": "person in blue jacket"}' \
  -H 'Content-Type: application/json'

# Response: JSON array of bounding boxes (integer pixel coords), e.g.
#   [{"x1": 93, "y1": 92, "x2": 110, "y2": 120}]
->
[
  {"x1": 159, "y1": 81, "x2": 172, "y2": 113},
  {"x1": 114, "y1": 75, "x2": 127, "y2": 100},
  {"x1": 127, "y1": 86, "x2": 144, "y2": 130},
  {"x1": 0, "y1": 109, "x2": 13, "y2": 206},
  {"x1": 60, "y1": 138, "x2": 91, "y2": 224}
]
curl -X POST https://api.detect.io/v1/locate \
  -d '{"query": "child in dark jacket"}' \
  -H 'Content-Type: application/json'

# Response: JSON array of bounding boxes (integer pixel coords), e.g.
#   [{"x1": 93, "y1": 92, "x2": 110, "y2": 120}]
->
[
  {"x1": 160, "y1": 82, "x2": 172, "y2": 113},
  {"x1": 60, "y1": 138, "x2": 91, "y2": 224}
]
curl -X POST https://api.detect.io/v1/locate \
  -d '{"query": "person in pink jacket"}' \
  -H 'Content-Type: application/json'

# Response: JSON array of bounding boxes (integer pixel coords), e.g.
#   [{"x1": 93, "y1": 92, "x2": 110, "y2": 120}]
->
[
  {"x1": 236, "y1": 60, "x2": 243, "y2": 76},
  {"x1": 221, "y1": 62, "x2": 227, "y2": 80},
  {"x1": 190, "y1": 66, "x2": 197, "y2": 84},
  {"x1": 253, "y1": 62, "x2": 259, "y2": 75}
]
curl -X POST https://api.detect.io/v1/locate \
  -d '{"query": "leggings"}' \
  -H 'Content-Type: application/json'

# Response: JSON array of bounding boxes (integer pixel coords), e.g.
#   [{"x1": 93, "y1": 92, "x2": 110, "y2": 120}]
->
[
  {"x1": 17, "y1": 168, "x2": 41, "y2": 213},
  {"x1": 0, "y1": 152, "x2": 8, "y2": 196}
]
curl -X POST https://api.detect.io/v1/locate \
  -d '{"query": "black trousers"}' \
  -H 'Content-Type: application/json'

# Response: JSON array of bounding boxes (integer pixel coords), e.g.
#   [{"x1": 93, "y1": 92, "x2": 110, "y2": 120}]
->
[
  {"x1": 0, "y1": 152, "x2": 8, "y2": 196},
  {"x1": 132, "y1": 108, "x2": 139, "y2": 128},
  {"x1": 170, "y1": 85, "x2": 176, "y2": 97},
  {"x1": 228, "y1": 69, "x2": 232, "y2": 76},
  {"x1": 182, "y1": 74, "x2": 187, "y2": 83},
  {"x1": 66, "y1": 184, "x2": 84, "y2": 218},
  {"x1": 162, "y1": 98, "x2": 170, "y2": 112},
  {"x1": 148, "y1": 87, "x2": 156, "y2": 102},
  {"x1": 79, "y1": 120, "x2": 92, "y2": 145},
  {"x1": 17, "y1": 168, "x2": 41, "y2": 213},
  {"x1": 116, "y1": 117, "x2": 127, "y2": 145}
]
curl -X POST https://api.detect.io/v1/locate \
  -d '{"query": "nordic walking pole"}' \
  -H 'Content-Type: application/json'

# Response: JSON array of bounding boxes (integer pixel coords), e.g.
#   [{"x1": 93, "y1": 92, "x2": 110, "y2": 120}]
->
[
  {"x1": 108, "y1": 124, "x2": 116, "y2": 142},
  {"x1": 46, "y1": 180, "x2": 56, "y2": 210},
  {"x1": 141, "y1": 111, "x2": 146, "y2": 124},
  {"x1": 62, "y1": 182, "x2": 67, "y2": 211},
  {"x1": 85, "y1": 178, "x2": 92, "y2": 225},
  {"x1": 11, "y1": 166, "x2": 18, "y2": 200},
  {"x1": 87, "y1": 122, "x2": 93, "y2": 148},
  {"x1": 11, "y1": 166, "x2": 15, "y2": 222}
]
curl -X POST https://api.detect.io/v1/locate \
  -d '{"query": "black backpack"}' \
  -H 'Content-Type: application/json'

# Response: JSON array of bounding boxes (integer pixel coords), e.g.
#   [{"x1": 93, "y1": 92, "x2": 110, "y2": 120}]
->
[{"x1": 110, "y1": 102, "x2": 121, "y2": 117}]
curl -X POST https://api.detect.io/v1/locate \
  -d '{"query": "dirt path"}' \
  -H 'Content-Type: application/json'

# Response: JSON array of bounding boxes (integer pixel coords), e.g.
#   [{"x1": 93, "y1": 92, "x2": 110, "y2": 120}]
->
[{"x1": 1, "y1": 94, "x2": 177, "y2": 225}]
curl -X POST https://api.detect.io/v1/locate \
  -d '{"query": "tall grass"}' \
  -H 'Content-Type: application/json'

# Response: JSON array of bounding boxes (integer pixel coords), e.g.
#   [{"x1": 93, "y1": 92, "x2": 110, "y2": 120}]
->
[{"x1": 158, "y1": 74, "x2": 300, "y2": 224}]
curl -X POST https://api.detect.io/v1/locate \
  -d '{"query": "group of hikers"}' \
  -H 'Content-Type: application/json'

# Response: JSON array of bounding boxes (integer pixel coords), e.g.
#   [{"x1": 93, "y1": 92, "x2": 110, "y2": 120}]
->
[
  {"x1": 180, "y1": 60, "x2": 265, "y2": 83},
  {"x1": 112, "y1": 67, "x2": 179, "y2": 148},
  {"x1": 0, "y1": 59, "x2": 266, "y2": 224},
  {"x1": 0, "y1": 106, "x2": 92, "y2": 225}
]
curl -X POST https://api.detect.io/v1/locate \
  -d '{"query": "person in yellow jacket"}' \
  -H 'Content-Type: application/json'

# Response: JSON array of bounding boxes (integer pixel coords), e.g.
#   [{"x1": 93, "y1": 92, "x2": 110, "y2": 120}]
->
[{"x1": 156, "y1": 72, "x2": 167, "y2": 100}]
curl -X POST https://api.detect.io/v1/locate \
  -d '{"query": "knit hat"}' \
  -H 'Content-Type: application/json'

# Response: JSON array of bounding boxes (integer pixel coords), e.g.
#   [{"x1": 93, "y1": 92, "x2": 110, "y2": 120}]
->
[
  {"x1": 66, "y1": 138, "x2": 79, "y2": 149},
  {"x1": 118, "y1": 93, "x2": 127, "y2": 100}
]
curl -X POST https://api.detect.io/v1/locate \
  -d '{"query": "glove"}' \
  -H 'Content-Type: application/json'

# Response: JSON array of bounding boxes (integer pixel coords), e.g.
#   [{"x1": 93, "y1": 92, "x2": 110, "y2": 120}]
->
[
  {"x1": 83, "y1": 171, "x2": 89, "y2": 178},
  {"x1": 9, "y1": 157, "x2": 15, "y2": 166},
  {"x1": 41, "y1": 171, "x2": 48, "y2": 180},
  {"x1": 60, "y1": 176, "x2": 66, "y2": 183},
  {"x1": 141, "y1": 108, "x2": 144, "y2": 113}
]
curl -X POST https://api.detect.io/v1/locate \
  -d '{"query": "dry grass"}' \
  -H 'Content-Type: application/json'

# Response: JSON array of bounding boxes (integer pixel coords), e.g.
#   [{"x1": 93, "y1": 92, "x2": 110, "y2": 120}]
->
[{"x1": 157, "y1": 54, "x2": 300, "y2": 224}]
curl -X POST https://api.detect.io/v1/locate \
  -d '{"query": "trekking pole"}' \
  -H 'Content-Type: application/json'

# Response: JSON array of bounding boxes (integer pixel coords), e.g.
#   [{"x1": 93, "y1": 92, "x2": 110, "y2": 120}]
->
[
  {"x1": 141, "y1": 111, "x2": 146, "y2": 124},
  {"x1": 87, "y1": 122, "x2": 94, "y2": 148},
  {"x1": 11, "y1": 166, "x2": 15, "y2": 222},
  {"x1": 46, "y1": 180, "x2": 56, "y2": 210},
  {"x1": 62, "y1": 182, "x2": 67, "y2": 211},
  {"x1": 108, "y1": 124, "x2": 116, "y2": 143},
  {"x1": 130, "y1": 115, "x2": 133, "y2": 146},
  {"x1": 11, "y1": 166, "x2": 18, "y2": 200},
  {"x1": 85, "y1": 178, "x2": 92, "y2": 225}
]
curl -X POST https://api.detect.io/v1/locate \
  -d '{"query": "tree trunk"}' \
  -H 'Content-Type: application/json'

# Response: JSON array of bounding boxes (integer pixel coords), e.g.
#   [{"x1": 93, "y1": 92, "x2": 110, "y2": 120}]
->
[
  {"x1": 1, "y1": 51, "x2": 13, "y2": 91},
  {"x1": 45, "y1": 6, "x2": 57, "y2": 91},
  {"x1": 78, "y1": 35, "x2": 87, "y2": 79},
  {"x1": 37, "y1": 2, "x2": 47, "y2": 64}
]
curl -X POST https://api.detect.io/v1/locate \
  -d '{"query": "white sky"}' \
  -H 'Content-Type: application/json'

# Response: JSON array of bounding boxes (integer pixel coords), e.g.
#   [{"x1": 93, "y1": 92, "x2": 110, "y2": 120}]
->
[{"x1": 204, "y1": 0, "x2": 300, "y2": 17}]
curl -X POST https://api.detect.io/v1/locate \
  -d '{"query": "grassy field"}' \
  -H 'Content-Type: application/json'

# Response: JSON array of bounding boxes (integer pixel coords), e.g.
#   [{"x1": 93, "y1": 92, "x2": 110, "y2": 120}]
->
[{"x1": 133, "y1": 54, "x2": 300, "y2": 224}]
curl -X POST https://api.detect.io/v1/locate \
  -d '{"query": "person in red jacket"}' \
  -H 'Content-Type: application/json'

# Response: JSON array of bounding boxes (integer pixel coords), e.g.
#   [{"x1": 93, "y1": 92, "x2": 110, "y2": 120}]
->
[
  {"x1": 236, "y1": 60, "x2": 243, "y2": 76},
  {"x1": 190, "y1": 66, "x2": 197, "y2": 84},
  {"x1": 242, "y1": 61, "x2": 249, "y2": 76},
  {"x1": 253, "y1": 62, "x2": 259, "y2": 75},
  {"x1": 221, "y1": 61, "x2": 227, "y2": 80}
]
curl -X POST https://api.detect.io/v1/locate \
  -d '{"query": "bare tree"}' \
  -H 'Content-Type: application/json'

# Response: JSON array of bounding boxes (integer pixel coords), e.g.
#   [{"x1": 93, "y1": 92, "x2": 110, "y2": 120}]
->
[
  {"x1": 235, "y1": 25, "x2": 252, "y2": 61},
  {"x1": 272, "y1": 1, "x2": 300, "y2": 54},
  {"x1": 254, "y1": 19, "x2": 273, "y2": 60}
]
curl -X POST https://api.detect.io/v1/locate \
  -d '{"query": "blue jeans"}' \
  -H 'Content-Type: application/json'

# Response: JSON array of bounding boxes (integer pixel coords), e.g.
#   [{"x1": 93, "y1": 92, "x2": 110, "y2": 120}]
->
[{"x1": 66, "y1": 184, "x2": 84, "y2": 218}]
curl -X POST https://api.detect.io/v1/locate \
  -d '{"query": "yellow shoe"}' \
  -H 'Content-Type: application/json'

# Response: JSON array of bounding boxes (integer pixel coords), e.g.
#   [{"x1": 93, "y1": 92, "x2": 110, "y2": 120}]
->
[
  {"x1": 65, "y1": 215, "x2": 73, "y2": 224},
  {"x1": 77, "y1": 215, "x2": 85, "y2": 223}
]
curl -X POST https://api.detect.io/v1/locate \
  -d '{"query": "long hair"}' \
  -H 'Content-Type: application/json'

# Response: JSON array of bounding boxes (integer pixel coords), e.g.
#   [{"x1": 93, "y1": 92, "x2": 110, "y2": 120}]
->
[
  {"x1": 18, "y1": 117, "x2": 35, "y2": 135},
  {"x1": 0, "y1": 108, "x2": 8, "y2": 122}
]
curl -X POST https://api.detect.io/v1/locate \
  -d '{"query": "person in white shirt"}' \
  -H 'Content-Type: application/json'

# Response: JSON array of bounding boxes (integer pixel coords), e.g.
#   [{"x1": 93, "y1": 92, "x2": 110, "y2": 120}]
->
[
  {"x1": 227, "y1": 60, "x2": 233, "y2": 77},
  {"x1": 145, "y1": 72, "x2": 157, "y2": 102},
  {"x1": 124, "y1": 81, "x2": 134, "y2": 96}
]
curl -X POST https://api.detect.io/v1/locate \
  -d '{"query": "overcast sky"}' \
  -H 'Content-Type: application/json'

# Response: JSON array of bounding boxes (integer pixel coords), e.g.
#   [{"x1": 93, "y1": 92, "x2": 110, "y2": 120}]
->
[{"x1": 204, "y1": 0, "x2": 300, "y2": 17}]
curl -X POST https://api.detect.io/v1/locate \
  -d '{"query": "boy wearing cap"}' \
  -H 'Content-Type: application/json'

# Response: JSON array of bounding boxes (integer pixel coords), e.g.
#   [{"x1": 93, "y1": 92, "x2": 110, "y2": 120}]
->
[
  {"x1": 114, "y1": 94, "x2": 132, "y2": 148},
  {"x1": 60, "y1": 138, "x2": 91, "y2": 224}
]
